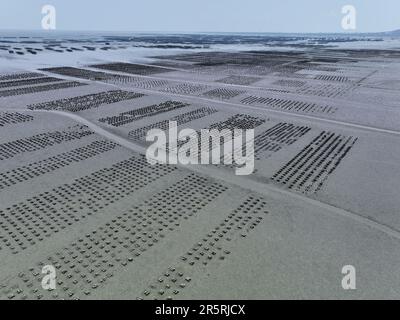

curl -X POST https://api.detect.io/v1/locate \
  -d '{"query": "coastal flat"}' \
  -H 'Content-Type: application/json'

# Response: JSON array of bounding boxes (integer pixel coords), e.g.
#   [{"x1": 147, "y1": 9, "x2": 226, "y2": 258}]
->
[{"x1": 1, "y1": 33, "x2": 400, "y2": 299}]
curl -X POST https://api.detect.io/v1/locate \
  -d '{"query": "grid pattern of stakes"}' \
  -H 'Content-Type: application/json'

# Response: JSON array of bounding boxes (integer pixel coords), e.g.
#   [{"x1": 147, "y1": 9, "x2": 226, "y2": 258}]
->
[
  {"x1": 128, "y1": 107, "x2": 218, "y2": 141},
  {"x1": 0, "y1": 77, "x2": 63, "y2": 89},
  {"x1": 314, "y1": 75, "x2": 350, "y2": 82},
  {"x1": 98, "y1": 101, "x2": 190, "y2": 127},
  {"x1": 296, "y1": 83, "x2": 356, "y2": 98},
  {"x1": 106, "y1": 76, "x2": 170, "y2": 89},
  {"x1": 272, "y1": 79, "x2": 306, "y2": 88},
  {"x1": 0, "y1": 174, "x2": 227, "y2": 300},
  {"x1": 139, "y1": 196, "x2": 267, "y2": 300},
  {"x1": 0, "y1": 72, "x2": 44, "y2": 81},
  {"x1": 0, "y1": 140, "x2": 119, "y2": 190},
  {"x1": 0, "y1": 125, "x2": 94, "y2": 161},
  {"x1": 28, "y1": 90, "x2": 144, "y2": 112},
  {"x1": 0, "y1": 81, "x2": 86, "y2": 97},
  {"x1": 271, "y1": 131, "x2": 358, "y2": 194},
  {"x1": 218, "y1": 122, "x2": 310, "y2": 170},
  {"x1": 105, "y1": 75, "x2": 148, "y2": 85},
  {"x1": 91, "y1": 63, "x2": 172, "y2": 76},
  {"x1": 201, "y1": 88, "x2": 246, "y2": 100},
  {"x1": 273, "y1": 72, "x2": 309, "y2": 79},
  {"x1": 241, "y1": 95, "x2": 337, "y2": 114},
  {"x1": 253, "y1": 123, "x2": 311, "y2": 160},
  {"x1": 128, "y1": 79, "x2": 170, "y2": 89},
  {"x1": 0, "y1": 112, "x2": 34, "y2": 127},
  {"x1": 41, "y1": 67, "x2": 119, "y2": 81},
  {"x1": 0, "y1": 155, "x2": 176, "y2": 256},
  {"x1": 216, "y1": 75, "x2": 261, "y2": 86},
  {"x1": 263, "y1": 88, "x2": 292, "y2": 94},
  {"x1": 161, "y1": 83, "x2": 210, "y2": 95},
  {"x1": 168, "y1": 114, "x2": 266, "y2": 161},
  {"x1": 209, "y1": 114, "x2": 265, "y2": 131}
]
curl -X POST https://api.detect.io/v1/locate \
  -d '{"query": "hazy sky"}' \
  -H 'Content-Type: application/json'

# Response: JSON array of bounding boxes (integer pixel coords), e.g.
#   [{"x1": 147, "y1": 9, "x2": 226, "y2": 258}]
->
[{"x1": 0, "y1": 0, "x2": 398, "y2": 33}]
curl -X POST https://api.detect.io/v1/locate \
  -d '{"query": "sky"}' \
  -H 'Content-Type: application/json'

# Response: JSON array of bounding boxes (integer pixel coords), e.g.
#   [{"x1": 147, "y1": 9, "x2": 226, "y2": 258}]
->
[{"x1": 0, "y1": 0, "x2": 398, "y2": 33}]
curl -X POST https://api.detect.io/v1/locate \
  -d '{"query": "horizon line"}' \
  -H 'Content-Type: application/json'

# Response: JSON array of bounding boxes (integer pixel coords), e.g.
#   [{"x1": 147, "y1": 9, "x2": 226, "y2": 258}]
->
[{"x1": 0, "y1": 28, "x2": 397, "y2": 36}]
